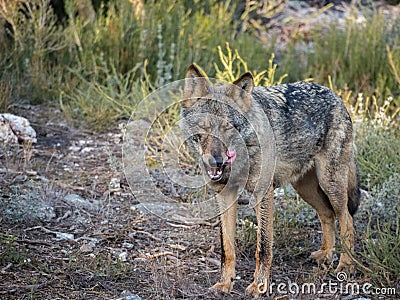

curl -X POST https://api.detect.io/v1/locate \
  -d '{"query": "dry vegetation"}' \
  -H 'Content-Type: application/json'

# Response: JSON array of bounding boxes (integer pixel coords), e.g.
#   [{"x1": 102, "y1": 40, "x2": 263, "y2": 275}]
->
[{"x1": 1, "y1": 0, "x2": 400, "y2": 299}]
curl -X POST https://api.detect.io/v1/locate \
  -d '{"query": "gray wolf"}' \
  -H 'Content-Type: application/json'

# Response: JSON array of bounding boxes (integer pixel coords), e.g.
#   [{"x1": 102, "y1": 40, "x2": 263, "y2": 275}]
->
[{"x1": 180, "y1": 64, "x2": 360, "y2": 298}]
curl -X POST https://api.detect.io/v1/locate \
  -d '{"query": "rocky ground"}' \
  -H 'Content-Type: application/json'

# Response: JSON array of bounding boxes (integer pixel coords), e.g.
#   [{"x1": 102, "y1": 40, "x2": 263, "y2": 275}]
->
[
  {"x1": 1, "y1": 105, "x2": 398, "y2": 300},
  {"x1": 0, "y1": 106, "x2": 376, "y2": 299}
]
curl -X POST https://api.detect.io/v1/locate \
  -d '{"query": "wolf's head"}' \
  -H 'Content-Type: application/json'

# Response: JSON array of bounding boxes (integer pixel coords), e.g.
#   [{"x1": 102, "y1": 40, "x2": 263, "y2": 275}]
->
[{"x1": 180, "y1": 64, "x2": 255, "y2": 183}]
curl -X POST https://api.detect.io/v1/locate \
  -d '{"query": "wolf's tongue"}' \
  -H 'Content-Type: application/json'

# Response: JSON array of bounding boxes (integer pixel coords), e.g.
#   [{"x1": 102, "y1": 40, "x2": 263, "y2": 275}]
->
[{"x1": 226, "y1": 149, "x2": 236, "y2": 164}]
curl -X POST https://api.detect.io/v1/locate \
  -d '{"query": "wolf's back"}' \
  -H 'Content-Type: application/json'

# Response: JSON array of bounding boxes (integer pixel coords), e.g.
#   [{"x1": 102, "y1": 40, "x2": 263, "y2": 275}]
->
[
  {"x1": 252, "y1": 82, "x2": 345, "y2": 171},
  {"x1": 252, "y1": 81, "x2": 361, "y2": 214}
]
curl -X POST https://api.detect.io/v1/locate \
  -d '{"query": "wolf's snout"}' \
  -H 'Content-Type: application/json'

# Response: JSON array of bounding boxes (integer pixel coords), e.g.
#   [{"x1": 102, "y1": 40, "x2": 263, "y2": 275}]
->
[{"x1": 208, "y1": 156, "x2": 223, "y2": 168}]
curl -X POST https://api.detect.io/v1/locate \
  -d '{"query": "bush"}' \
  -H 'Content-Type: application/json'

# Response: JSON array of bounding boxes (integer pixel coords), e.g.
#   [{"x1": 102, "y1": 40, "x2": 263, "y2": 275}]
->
[
  {"x1": 356, "y1": 175, "x2": 400, "y2": 287},
  {"x1": 0, "y1": 0, "x2": 66, "y2": 103},
  {"x1": 1, "y1": 0, "x2": 398, "y2": 121},
  {"x1": 61, "y1": 0, "x2": 271, "y2": 127},
  {"x1": 281, "y1": 8, "x2": 400, "y2": 114},
  {"x1": 355, "y1": 125, "x2": 400, "y2": 189}
]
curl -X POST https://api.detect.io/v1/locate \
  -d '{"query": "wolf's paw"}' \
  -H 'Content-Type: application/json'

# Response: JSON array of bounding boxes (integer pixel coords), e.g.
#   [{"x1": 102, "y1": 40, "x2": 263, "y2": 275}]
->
[
  {"x1": 310, "y1": 249, "x2": 333, "y2": 264},
  {"x1": 335, "y1": 254, "x2": 354, "y2": 274},
  {"x1": 209, "y1": 281, "x2": 233, "y2": 295},
  {"x1": 245, "y1": 280, "x2": 268, "y2": 298}
]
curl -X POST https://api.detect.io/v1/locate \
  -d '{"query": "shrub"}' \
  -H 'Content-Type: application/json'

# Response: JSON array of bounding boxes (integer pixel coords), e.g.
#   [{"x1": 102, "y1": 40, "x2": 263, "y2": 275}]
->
[
  {"x1": 356, "y1": 175, "x2": 400, "y2": 287},
  {"x1": 0, "y1": 0, "x2": 66, "y2": 103},
  {"x1": 281, "y1": 7, "x2": 400, "y2": 114}
]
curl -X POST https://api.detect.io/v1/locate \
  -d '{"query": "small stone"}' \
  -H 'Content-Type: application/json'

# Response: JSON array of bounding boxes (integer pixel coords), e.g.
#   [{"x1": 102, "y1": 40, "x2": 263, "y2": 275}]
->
[
  {"x1": 133, "y1": 257, "x2": 147, "y2": 263},
  {"x1": 80, "y1": 242, "x2": 95, "y2": 253},
  {"x1": 64, "y1": 194, "x2": 98, "y2": 210},
  {"x1": 110, "y1": 177, "x2": 121, "y2": 191},
  {"x1": 120, "y1": 290, "x2": 141, "y2": 300},
  {"x1": 55, "y1": 232, "x2": 75, "y2": 240},
  {"x1": 81, "y1": 147, "x2": 95, "y2": 153},
  {"x1": 122, "y1": 242, "x2": 134, "y2": 249},
  {"x1": 118, "y1": 252, "x2": 128, "y2": 262}
]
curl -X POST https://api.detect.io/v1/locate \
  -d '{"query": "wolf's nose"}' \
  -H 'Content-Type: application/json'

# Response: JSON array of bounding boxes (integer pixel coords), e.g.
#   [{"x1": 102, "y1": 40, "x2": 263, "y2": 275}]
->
[{"x1": 208, "y1": 156, "x2": 223, "y2": 168}]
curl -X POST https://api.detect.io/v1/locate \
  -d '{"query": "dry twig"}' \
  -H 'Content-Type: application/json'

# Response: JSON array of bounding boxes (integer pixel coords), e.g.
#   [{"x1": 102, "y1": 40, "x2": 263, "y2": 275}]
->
[
  {"x1": 0, "y1": 279, "x2": 57, "y2": 295},
  {"x1": 144, "y1": 251, "x2": 175, "y2": 259}
]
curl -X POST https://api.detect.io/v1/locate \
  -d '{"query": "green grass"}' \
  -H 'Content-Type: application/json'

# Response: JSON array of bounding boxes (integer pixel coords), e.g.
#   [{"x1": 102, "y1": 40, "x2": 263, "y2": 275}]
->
[
  {"x1": 59, "y1": 0, "x2": 274, "y2": 127},
  {"x1": 0, "y1": 233, "x2": 31, "y2": 268},
  {"x1": 1, "y1": 0, "x2": 398, "y2": 119},
  {"x1": 281, "y1": 8, "x2": 400, "y2": 113},
  {"x1": 356, "y1": 125, "x2": 400, "y2": 189},
  {"x1": 361, "y1": 216, "x2": 400, "y2": 286},
  {"x1": 0, "y1": 77, "x2": 11, "y2": 113},
  {"x1": 214, "y1": 43, "x2": 287, "y2": 86},
  {"x1": 0, "y1": 0, "x2": 66, "y2": 103}
]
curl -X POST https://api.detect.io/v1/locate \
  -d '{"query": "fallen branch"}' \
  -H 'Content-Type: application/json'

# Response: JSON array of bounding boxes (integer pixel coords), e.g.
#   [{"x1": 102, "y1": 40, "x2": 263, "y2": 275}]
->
[
  {"x1": 1, "y1": 263, "x2": 12, "y2": 273},
  {"x1": 166, "y1": 222, "x2": 196, "y2": 229},
  {"x1": 132, "y1": 230, "x2": 162, "y2": 242},
  {"x1": 144, "y1": 251, "x2": 175, "y2": 259},
  {"x1": 0, "y1": 279, "x2": 57, "y2": 295},
  {"x1": 202, "y1": 257, "x2": 220, "y2": 266},
  {"x1": 38, "y1": 226, "x2": 75, "y2": 241},
  {"x1": 0, "y1": 168, "x2": 37, "y2": 175},
  {"x1": 0, "y1": 168, "x2": 20, "y2": 174},
  {"x1": 17, "y1": 239, "x2": 53, "y2": 247},
  {"x1": 53, "y1": 181, "x2": 86, "y2": 192},
  {"x1": 166, "y1": 218, "x2": 219, "y2": 228}
]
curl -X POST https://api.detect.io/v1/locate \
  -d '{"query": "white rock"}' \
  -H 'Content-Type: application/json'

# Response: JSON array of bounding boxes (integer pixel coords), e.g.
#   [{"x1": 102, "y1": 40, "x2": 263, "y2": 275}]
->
[
  {"x1": 122, "y1": 242, "x2": 134, "y2": 249},
  {"x1": 0, "y1": 116, "x2": 18, "y2": 144},
  {"x1": 0, "y1": 113, "x2": 37, "y2": 144},
  {"x1": 80, "y1": 242, "x2": 95, "y2": 253},
  {"x1": 81, "y1": 147, "x2": 95, "y2": 153},
  {"x1": 55, "y1": 232, "x2": 75, "y2": 240},
  {"x1": 118, "y1": 251, "x2": 128, "y2": 262},
  {"x1": 64, "y1": 194, "x2": 98, "y2": 210},
  {"x1": 110, "y1": 177, "x2": 121, "y2": 190},
  {"x1": 119, "y1": 290, "x2": 141, "y2": 300}
]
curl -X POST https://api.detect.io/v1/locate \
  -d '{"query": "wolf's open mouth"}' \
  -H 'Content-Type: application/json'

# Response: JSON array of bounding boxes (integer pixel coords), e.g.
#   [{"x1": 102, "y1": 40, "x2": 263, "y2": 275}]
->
[
  {"x1": 206, "y1": 149, "x2": 236, "y2": 181},
  {"x1": 207, "y1": 167, "x2": 223, "y2": 181}
]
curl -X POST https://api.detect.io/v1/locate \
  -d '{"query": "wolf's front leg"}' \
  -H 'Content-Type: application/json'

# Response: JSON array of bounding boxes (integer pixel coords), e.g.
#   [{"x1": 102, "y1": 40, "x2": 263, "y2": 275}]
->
[
  {"x1": 246, "y1": 186, "x2": 274, "y2": 298},
  {"x1": 210, "y1": 190, "x2": 238, "y2": 294}
]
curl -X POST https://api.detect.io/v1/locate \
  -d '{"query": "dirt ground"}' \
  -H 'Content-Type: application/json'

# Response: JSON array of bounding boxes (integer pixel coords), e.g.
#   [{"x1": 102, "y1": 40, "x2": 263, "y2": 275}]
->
[{"x1": 1, "y1": 105, "x2": 398, "y2": 300}]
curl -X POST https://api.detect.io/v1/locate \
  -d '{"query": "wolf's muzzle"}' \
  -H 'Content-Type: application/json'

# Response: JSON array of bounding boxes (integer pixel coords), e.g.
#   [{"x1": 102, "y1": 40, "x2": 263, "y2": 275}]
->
[
  {"x1": 206, "y1": 156, "x2": 224, "y2": 181},
  {"x1": 204, "y1": 150, "x2": 236, "y2": 181}
]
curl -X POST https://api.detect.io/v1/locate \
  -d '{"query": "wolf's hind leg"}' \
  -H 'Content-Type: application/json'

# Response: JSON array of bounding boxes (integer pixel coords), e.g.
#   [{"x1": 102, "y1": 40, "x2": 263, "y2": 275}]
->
[
  {"x1": 245, "y1": 185, "x2": 274, "y2": 298},
  {"x1": 316, "y1": 158, "x2": 355, "y2": 272},
  {"x1": 292, "y1": 168, "x2": 336, "y2": 264},
  {"x1": 210, "y1": 189, "x2": 238, "y2": 294}
]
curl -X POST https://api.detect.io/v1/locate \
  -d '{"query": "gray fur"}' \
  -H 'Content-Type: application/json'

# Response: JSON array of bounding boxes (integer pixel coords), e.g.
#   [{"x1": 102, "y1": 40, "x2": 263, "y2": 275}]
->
[{"x1": 181, "y1": 64, "x2": 360, "y2": 298}]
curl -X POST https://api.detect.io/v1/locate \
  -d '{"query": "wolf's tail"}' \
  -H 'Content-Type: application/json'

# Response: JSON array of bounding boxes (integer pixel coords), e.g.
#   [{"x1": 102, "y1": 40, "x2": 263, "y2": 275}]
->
[{"x1": 347, "y1": 156, "x2": 361, "y2": 216}]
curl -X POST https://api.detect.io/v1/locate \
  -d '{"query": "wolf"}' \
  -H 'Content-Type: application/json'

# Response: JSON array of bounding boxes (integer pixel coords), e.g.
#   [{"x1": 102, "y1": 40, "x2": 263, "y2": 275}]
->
[{"x1": 180, "y1": 64, "x2": 360, "y2": 298}]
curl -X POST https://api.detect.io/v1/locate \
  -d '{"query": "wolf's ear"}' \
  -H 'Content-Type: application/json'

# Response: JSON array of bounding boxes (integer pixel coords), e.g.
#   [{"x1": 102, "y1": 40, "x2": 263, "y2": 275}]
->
[
  {"x1": 233, "y1": 72, "x2": 254, "y2": 94},
  {"x1": 227, "y1": 72, "x2": 254, "y2": 112},
  {"x1": 183, "y1": 64, "x2": 207, "y2": 108},
  {"x1": 186, "y1": 64, "x2": 203, "y2": 79}
]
